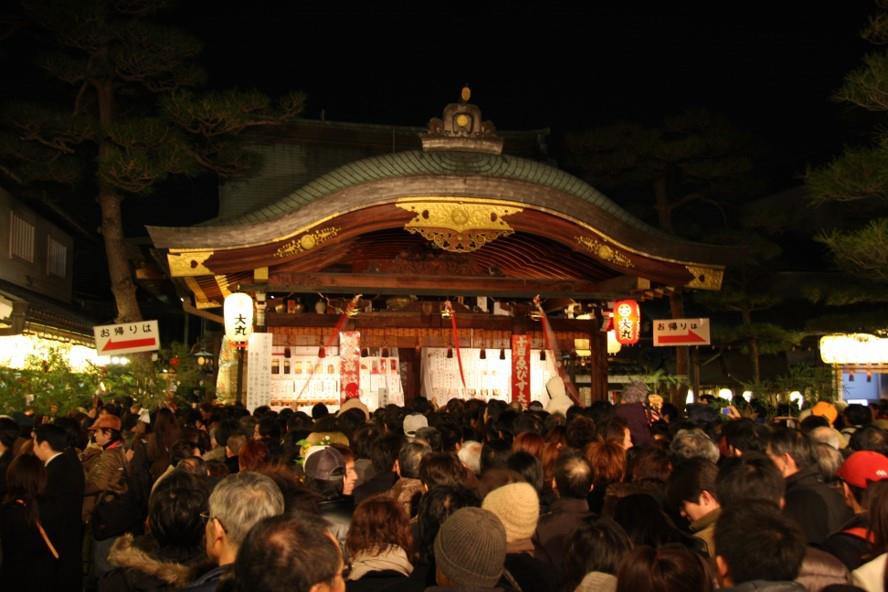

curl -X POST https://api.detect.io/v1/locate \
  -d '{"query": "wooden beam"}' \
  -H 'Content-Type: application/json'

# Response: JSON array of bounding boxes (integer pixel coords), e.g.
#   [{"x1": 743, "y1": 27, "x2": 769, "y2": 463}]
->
[
  {"x1": 266, "y1": 311, "x2": 597, "y2": 332},
  {"x1": 242, "y1": 272, "x2": 643, "y2": 299},
  {"x1": 182, "y1": 301, "x2": 223, "y2": 325}
]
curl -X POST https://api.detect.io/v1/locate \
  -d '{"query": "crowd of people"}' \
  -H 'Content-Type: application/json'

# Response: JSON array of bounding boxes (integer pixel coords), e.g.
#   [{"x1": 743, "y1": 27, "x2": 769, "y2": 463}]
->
[{"x1": 2, "y1": 378, "x2": 888, "y2": 592}]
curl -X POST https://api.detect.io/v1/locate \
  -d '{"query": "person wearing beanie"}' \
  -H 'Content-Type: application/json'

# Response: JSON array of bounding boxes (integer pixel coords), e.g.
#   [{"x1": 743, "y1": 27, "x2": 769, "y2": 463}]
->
[
  {"x1": 811, "y1": 401, "x2": 839, "y2": 427},
  {"x1": 483, "y1": 482, "x2": 554, "y2": 592},
  {"x1": 428, "y1": 507, "x2": 507, "y2": 591}
]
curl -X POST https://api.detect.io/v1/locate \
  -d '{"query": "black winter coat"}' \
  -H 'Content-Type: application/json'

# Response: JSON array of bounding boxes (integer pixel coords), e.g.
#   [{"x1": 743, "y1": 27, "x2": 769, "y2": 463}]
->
[
  {"x1": 532, "y1": 497, "x2": 590, "y2": 583},
  {"x1": 0, "y1": 501, "x2": 57, "y2": 592},
  {"x1": 39, "y1": 449, "x2": 85, "y2": 592},
  {"x1": 783, "y1": 466, "x2": 852, "y2": 546},
  {"x1": 99, "y1": 534, "x2": 211, "y2": 592}
]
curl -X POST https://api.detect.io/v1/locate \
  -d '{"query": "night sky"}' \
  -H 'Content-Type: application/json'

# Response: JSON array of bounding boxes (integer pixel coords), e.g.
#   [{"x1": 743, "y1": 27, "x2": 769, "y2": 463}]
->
[
  {"x1": 184, "y1": 2, "x2": 870, "y2": 170},
  {"x1": 1, "y1": 1, "x2": 879, "y2": 306}
]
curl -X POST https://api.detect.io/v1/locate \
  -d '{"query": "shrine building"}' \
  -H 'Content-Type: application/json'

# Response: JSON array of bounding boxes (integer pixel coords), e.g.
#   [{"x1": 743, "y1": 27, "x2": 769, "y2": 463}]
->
[{"x1": 146, "y1": 89, "x2": 731, "y2": 409}]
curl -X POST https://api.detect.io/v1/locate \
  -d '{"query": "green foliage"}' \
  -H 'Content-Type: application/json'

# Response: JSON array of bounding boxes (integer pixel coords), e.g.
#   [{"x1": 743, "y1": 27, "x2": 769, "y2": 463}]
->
[
  {"x1": 162, "y1": 90, "x2": 306, "y2": 138},
  {"x1": 0, "y1": 341, "x2": 213, "y2": 415},
  {"x1": 622, "y1": 368, "x2": 685, "y2": 395},
  {"x1": 713, "y1": 322, "x2": 804, "y2": 355},
  {"x1": 808, "y1": 144, "x2": 888, "y2": 203},
  {"x1": 804, "y1": 304, "x2": 888, "y2": 333},
  {"x1": 744, "y1": 363, "x2": 835, "y2": 405},
  {"x1": 817, "y1": 218, "x2": 888, "y2": 281},
  {"x1": 0, "y1": 0, "x2": 305, "y2": 322},
  {"x1": 836, "y1": 52, "x2": 888, "y2": 111},
  {"x1": 564, "y1": 109, "x2": 762, "y2": 224},
  {"x1": 100, "y1": 118, "x2": 197, "y2": 193},
  {"x1": 808, "y1": 5, "x2": 888, "y2": 279},
  {"x1": 160, "y1": 89, "x2": 306, "y2": 177}
]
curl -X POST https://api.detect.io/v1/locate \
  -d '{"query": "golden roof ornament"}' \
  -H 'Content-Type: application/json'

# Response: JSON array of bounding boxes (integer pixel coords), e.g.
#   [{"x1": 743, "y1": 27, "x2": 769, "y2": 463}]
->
[{"x1": 421, "y1": 86, "x2": 503, "y2": 155}]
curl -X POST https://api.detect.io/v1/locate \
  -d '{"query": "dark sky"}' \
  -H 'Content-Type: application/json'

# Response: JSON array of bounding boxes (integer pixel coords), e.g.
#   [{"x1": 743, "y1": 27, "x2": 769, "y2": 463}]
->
[
  {"x1": 185, "y1": 1, "x2": 871, "y2": 168},
  {"x1": 2, "y1": 1, "x2": 878, "y2": 303}
]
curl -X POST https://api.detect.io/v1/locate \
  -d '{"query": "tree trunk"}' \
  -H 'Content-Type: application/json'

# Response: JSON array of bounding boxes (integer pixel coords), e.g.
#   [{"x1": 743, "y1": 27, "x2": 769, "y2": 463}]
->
[
  {"x1": 96, "y1": 79, "x2": 142, "y2": 323},
  {"x1": 741, "y1": 309, "x2": 760, "y2": 384},
  {"x1": 691, "y1": 346, "x2": 701, "y2": 404},
  {"x1": 655, "y1": 174, "x2": 687, "y2": 403},
  {"x1": 670, "y1": 290, "x2": 690, "y2": 404}
]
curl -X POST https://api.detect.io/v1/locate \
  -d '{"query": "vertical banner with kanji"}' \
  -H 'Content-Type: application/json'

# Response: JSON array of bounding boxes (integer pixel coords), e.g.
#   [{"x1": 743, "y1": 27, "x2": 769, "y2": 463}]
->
[
  {"x1": 511, "y1": 334, "x2": 531, "y2": 406},
  {"x1": 246, "y1": 332, "x2": 273, "y2": 411},
  {"x1": 339, "y1": 331, "x2": 361, "y2": 404}
]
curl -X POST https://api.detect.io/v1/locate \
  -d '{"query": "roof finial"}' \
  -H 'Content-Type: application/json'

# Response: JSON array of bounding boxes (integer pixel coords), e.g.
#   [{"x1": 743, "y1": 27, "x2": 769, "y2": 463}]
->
[{"x1": 460, "y1": 84, "x2": 471, "y2": 103}]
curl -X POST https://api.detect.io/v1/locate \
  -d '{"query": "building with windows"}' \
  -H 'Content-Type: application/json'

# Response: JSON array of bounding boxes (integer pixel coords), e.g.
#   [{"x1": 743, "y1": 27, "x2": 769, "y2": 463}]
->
[{"x1": 0, "y1": 187, "x2": 101, "y2": 369}]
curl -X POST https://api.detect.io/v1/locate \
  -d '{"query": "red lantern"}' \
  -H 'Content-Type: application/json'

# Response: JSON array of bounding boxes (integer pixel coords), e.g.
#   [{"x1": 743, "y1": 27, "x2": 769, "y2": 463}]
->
[{"x1": 613, "y1": 299, "x2": 641, "y2": 345}]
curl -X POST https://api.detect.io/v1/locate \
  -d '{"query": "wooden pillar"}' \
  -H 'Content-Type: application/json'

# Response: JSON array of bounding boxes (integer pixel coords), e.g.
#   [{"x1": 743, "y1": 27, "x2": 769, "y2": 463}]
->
[{"x1": 590, "y1": 330, "x2": 609, "y2": 403}]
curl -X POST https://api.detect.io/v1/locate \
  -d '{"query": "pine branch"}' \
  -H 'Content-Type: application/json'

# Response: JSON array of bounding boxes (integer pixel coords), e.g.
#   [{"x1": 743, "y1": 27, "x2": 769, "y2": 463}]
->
[
  {"x1": 0, "y1": 163, "x2": 23, "y2": 184},
  {"x1": 807, "y1": 145, "x2": 888, "y2": 202}
]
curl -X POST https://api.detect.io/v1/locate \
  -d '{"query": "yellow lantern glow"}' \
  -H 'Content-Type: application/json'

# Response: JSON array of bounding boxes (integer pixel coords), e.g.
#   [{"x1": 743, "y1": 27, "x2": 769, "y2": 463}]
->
[
  {"x1": 224, "y1": 293, "x2": 254, "y2": 343},
  {"x1": 574, "y1": 338, "x2": 591, "y2": 357},
  {"x1": 820, "y1": 333, "x2": 888, "y2": 365},
  {"x1": 607, "y1": 330, "x2": 622, "y2": 355}
]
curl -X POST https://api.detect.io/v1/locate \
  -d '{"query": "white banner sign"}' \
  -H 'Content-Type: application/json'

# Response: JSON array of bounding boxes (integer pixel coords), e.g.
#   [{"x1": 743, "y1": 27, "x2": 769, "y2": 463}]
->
[
  {"x1": 94, "y1": 320, "x2": 159, "y2": 355},
  {"x1": 653, "y1": 318, "x2": 711, "y2": 347},
  {"x1": 246, "y1": 332, "x2": 273, "y2": 410}
]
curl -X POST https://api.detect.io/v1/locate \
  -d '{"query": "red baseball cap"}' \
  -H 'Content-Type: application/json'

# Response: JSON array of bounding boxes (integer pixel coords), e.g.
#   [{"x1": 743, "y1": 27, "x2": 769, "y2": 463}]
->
[{"x1": 838, "y1": 451, "x2": 888, "y2": 489}]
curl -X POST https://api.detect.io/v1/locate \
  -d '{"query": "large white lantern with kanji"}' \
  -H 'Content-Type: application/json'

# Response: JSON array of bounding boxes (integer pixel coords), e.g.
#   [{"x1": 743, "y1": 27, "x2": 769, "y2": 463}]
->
[{"x1": 224, "y1": 293, "x2": 254, "y2": 343}]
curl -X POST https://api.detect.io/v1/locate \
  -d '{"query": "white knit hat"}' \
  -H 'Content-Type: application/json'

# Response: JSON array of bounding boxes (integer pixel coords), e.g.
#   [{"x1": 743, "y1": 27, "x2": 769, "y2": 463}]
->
[{"x1": 482, "y1": 482, "x2": 540, "y2": 542}]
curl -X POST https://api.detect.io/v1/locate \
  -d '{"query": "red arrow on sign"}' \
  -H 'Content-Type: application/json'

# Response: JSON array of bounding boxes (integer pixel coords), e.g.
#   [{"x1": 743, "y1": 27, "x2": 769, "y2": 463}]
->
[
  {"x1": 657, "y1": 330, "x2": 708, "y2": 345},
  {"x1": 101, "y1": 337, "x2": 156, "y2": 353}
]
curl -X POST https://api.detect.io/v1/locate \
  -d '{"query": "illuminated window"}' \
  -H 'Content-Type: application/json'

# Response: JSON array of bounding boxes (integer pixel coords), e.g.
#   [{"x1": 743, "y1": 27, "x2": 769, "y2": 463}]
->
[
  {"x1": 47, "y1": 236, "x2": 66, "y2": 278},
  {"x1": 9, "y1": 212, "x2": 34, "y2": 263}
]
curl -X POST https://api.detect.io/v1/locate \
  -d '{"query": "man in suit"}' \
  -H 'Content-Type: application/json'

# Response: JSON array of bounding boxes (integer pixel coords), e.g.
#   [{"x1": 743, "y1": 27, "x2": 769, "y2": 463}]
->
[{"x1": 33, "y1": 423, "x2": 85, "y2": 592}]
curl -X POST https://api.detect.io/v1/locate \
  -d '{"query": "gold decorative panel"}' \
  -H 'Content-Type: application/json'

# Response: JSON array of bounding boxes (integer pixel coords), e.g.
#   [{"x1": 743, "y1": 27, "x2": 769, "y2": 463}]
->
[
  {"x1": 575, "y1": 236, "x2": 634, "y2": 268},
  {"x1": 274, "y1": 226, "x2": 340, "y2": 258},
  {"x1": 167, "y1": 250, "x2": 214, "y2": 277},
  {"x1": 685, "y1": 265, "x2": 724, "y2": 290},
  {"x1": 396, "y1": 202, "x2": 521, "y2": 253}
]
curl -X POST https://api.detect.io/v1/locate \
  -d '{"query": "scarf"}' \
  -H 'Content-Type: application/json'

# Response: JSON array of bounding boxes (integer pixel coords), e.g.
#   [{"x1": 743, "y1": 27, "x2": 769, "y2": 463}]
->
[{"x1": 348, "y1": 546, "x2": 413, "y2": 581}]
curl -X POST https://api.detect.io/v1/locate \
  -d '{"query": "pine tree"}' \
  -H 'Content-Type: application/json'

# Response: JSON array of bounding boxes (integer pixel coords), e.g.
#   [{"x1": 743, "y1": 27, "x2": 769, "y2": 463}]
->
[
  {"x1": 808, "y1": 5, "x2": 888, "y2": 280},
  {"x1": 0, "y1": 0, "x2": 304, "y2": 321},
  {"x1": 564, "y1": 110, "x2": 762, "y2": 398}
]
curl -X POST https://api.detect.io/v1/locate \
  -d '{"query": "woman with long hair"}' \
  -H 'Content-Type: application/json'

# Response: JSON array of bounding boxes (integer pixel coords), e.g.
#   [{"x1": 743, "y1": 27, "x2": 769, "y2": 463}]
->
[
  {"x1": 0, "y1": 454, "x2": 57, "y2": 592},
  {"x1": 584, "y1": 439, "x2": 626, "y2": 514},
  {"x1": 141, "y1": 407, "x2": 182, "y2": 481},
  {"x1": 345, "y1": 496, "x2": 414, "y2": 591},
  {"x1": 238, "y1": 439, "x2": 271, "y2": 472}
]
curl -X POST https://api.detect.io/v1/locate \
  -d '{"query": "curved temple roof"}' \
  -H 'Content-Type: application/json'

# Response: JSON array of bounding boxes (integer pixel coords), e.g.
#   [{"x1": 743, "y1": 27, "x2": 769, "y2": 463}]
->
[{"x1": 148, "y1": 92, "x2": 734, "y2": 304}]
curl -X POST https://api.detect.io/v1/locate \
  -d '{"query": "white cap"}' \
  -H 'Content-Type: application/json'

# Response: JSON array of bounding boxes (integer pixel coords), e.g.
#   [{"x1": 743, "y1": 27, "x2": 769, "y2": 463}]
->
[{"x1": 403, "y1": 413, "x2": 429, "y2": 438}]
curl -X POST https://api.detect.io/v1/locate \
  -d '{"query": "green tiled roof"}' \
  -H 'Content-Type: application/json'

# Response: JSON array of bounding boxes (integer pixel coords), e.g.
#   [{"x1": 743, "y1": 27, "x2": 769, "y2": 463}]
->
[{"x1": 205, "y1": 150, "x2": 649, "y2": 232}]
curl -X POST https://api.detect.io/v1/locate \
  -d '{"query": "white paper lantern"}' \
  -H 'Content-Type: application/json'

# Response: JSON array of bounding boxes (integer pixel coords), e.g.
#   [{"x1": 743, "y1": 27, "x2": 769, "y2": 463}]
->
[
  {"x1": 224, "y1": 293, "x2": 254, "y2": 343},
  {"x1": 606, "y1": 330, "x2": 622, "y2": 355}
]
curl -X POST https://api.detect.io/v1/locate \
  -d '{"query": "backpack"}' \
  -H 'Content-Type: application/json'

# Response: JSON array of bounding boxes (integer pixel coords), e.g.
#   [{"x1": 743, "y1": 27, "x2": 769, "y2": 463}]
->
[
  {"x1": 92, "y1": 487, "x2": 141, "y2": 541},
  {"x1": 92, "y1": 447, "x2": 150, "y2": 541}
]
